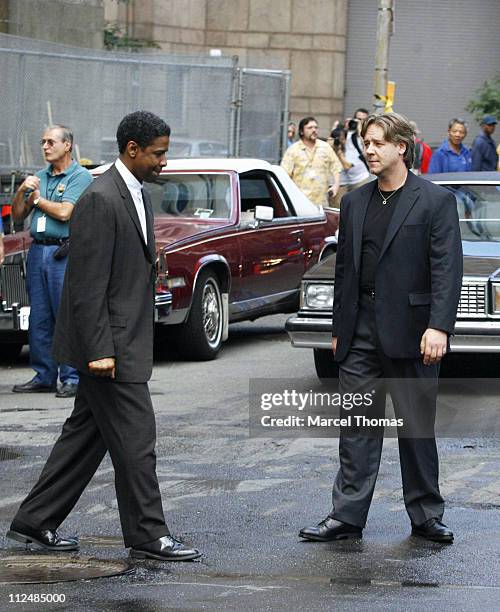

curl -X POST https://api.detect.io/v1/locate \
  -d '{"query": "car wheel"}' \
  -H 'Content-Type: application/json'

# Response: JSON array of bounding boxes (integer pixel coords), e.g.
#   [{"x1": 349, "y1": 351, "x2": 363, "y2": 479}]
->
[
  {"x1": 176, "y1": 270, "x2": 223, "y2": 360},
  {"x1": 0, "y1": 342, "x2": 24, "y2": 363},
  {"x1": 313, "y1": 349, "x2": 339, "y2": 379}
]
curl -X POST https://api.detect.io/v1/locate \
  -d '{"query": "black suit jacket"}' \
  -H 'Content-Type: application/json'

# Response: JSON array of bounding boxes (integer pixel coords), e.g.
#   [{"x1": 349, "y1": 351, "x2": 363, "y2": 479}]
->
[
  {"x1": 54, "y1": 165, "x2": 156, "y2": 382},
  {"x1": 332, "y1": 171, "x2": 462, "y2": 362}
]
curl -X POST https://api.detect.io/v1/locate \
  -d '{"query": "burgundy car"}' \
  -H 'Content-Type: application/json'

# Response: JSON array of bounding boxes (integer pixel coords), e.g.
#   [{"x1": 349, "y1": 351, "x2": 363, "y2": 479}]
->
[{"x1": 0, "y1": 159, "x2": 338, "y2": 361}]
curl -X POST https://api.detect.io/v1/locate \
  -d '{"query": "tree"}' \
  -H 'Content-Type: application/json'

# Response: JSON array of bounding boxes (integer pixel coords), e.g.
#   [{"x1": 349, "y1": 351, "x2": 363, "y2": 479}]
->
[
  {"x1": 466, "y1": 75, "x2": 500, "y2": 122},
  {"x1": 104, "y1": 23, "x2": 160, "y2": 52}
]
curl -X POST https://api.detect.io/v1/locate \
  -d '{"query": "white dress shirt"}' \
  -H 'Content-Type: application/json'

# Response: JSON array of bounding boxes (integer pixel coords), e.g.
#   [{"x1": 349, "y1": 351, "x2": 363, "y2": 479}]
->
[{"x1": 114, "y1": 158, "x2": 148, "y2": 244}]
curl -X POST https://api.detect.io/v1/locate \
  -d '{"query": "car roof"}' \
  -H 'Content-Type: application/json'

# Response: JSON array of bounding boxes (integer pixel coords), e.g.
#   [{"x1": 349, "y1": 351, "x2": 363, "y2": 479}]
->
[
  {"x1": 425, "y1": 171, "x2": 500, "y2": 183},
  {"x1": 93, "y1": 158, "x2": 275, "y2": 175}
]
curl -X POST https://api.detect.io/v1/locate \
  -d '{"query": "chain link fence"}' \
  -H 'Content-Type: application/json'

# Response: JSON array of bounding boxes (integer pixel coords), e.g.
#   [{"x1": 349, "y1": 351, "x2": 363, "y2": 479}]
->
[{"x1": 0, "y1": 33, "x2": 290, "y2": 171}]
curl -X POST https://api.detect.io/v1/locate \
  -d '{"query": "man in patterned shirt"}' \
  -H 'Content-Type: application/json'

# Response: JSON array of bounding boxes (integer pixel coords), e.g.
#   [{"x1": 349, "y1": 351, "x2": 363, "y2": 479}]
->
[{"x1": 281, "y1": 116, "x2": 341, "y2": 207}]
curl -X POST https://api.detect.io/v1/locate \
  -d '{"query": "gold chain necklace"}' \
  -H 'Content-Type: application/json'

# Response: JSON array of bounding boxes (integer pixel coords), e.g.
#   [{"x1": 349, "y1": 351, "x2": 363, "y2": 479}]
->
[{"x1": 377, "y1": 184, "x2": 402, "y2": 206}]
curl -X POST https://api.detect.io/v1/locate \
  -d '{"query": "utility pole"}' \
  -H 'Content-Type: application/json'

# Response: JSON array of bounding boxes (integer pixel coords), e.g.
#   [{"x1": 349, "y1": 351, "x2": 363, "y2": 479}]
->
[{"x1": 373, "y1": 0, "x2": 394, "y2": 115}]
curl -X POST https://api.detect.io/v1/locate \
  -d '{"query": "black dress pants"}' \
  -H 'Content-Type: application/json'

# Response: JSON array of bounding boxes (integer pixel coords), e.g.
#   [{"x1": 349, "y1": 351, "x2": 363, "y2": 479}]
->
[
  {"x1": 14, "y1": 373, "x2": 169, "y2": 547},
  {"x1": 330, "y1": 293, "x2": 445, "y2": 528}
]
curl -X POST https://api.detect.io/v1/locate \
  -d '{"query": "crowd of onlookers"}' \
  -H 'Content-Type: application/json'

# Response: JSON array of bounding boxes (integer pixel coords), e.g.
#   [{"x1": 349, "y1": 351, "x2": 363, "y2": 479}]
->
[{"x1": 282, "y1": 110, "x2": 499, "y2": 209}]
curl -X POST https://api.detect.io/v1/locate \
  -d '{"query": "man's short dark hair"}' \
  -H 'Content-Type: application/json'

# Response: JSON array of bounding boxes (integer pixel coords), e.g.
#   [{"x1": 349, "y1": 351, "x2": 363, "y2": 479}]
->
[
  {"x1": 354, "y1": 108, "x2": 369, "y2": 117},
  {"x1": 298, "y1": 116, "x2": 317, "y2": 136},
  {"x1": 361, "y1": 112, "x2": 416, "y2": 169},
  {"x1": 117, "y1": 111, "x2": 171, "y2": 154}
]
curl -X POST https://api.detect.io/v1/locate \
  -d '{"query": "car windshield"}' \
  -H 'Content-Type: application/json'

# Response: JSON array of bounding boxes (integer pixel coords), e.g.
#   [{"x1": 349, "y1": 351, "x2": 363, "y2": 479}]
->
[
  {"x1": 146, "y1": 173, "x2": 232, "y2": 219},
  {"x1": 443, "y1": 184, "x2": 500, "y2": 242}
]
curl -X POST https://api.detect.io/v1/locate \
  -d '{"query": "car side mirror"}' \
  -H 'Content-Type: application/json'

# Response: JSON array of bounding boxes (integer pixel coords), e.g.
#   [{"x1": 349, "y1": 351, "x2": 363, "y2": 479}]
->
[{"x1": 254, "y1": 205, "x2": 274, "y2": 223}]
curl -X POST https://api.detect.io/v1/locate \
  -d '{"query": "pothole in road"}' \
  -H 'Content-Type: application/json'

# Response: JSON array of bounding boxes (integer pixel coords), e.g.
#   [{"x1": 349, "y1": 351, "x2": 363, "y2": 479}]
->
[
  {"x1": 0, "y1": 555, "x2": 132, "y2": 584},
  {"x1": 0, "y1": 447, "x2": 22, "y2": 461}
]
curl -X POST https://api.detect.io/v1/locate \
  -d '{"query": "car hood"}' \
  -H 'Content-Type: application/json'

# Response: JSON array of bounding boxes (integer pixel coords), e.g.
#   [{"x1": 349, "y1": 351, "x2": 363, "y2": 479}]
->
[
  {"x1": 303, "y1": 249, "x2": 500, "y2": 282},
  {"x1": 153, "y1": 217, "x2": 234, "y2": 251},
  {"x1": 302, "y1": 253, "x2": 336, "y2": 280}
]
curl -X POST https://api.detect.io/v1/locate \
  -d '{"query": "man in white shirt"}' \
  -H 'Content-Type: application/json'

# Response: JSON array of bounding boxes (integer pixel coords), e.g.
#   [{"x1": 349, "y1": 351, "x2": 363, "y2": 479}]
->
[{"x1": 7, "y1": 111, "x2": 201, "y2": 563}]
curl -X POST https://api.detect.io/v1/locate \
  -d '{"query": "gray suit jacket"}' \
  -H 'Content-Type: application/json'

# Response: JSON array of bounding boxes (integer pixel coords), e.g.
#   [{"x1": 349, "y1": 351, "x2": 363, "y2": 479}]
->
[{"x1": 54, "y1": 165, "x2": 156, "y2": 382}]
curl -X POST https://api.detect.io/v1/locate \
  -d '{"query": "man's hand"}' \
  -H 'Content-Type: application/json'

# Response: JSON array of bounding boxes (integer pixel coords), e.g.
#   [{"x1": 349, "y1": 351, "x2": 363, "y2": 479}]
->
[
  {"x1": 420, "y1": 328, "x2": 448, "y2": 365},
  {"x1": 88, "y1": 357, "x2": 116, "y2": 378},
  {"x1": 26, "y1": 188, "x2": 41, "y2": 207},
  {"x1": 328, "y1": 184, "x2": 339, "y2": 198},
  {"x1": 332, "y1": 336, "x2": 337, "y2": 354},
  {"x1": 21, "y1": 175, "x2": 40, "y2": 196},
  {"x1": 0, "y1": 236, "x2": 4, "y2": 265}
]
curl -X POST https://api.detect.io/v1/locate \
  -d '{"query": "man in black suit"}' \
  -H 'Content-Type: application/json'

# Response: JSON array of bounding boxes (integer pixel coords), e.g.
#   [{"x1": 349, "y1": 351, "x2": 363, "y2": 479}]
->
[
  {"x1": 299, "y1": 113, "x2": 462, "y2": 544},
  {"x1": 7, "y1": 111, "x2": 200, "y2": 561}
]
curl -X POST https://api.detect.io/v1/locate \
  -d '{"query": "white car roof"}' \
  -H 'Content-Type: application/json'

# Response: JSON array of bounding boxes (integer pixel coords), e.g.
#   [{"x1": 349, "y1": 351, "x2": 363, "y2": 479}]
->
[{"x1": 93, "y1": 158, "x2": 324, "y2": 219}]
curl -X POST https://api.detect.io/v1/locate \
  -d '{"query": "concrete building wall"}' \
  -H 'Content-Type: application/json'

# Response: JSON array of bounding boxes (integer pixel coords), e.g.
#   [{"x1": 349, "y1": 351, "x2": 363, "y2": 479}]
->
[
  {"x1": 2, "y1": 0, "x2": 104, "y2": 48},
  {"x1": 104, "y1": 0, "x2": 349, "y2": 136}
]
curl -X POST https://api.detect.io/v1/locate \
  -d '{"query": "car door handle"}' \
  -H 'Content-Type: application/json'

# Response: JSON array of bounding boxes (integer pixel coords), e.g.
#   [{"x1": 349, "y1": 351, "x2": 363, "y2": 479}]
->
[{"x1": 290, "y1": 229, "x2": 304, "y2": 236}]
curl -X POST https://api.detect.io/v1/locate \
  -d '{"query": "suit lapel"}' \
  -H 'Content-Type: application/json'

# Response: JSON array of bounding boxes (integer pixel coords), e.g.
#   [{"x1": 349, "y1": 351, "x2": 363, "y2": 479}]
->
[
  {"x1": 110, "y1": 165, "x2": 153, "y2": 262},
  {"x1": 352, "y1": 181, "x2": 374, "y2": 275},
  {"x1": 378, "y1": 172, "x2": 420, "y2": 262},
  {"x1": 142, "y1": 187, "x2": 156, "y2": 262}
]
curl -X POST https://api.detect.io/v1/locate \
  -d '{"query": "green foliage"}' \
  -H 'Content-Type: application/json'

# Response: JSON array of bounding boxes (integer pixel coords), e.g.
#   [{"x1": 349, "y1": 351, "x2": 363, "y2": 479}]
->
[
  {"x1": 104, "y1": 23, "x2": 160, "y2": 52},
  {"x1": 466, "y1": 75, "x2": 500, "y2": 122}
]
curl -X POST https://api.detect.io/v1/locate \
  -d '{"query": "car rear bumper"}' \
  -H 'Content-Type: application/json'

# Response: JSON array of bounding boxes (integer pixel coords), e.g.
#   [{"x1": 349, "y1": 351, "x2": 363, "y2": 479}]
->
[{"x1": 286, "y1": 315, "x2": 500, "y2": 353}]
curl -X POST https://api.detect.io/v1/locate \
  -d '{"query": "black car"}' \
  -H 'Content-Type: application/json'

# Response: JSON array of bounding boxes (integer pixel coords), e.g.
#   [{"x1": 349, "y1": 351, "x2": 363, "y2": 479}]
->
[{"x1": 286, "y1": 172, "x2": 500, "y2": 379}]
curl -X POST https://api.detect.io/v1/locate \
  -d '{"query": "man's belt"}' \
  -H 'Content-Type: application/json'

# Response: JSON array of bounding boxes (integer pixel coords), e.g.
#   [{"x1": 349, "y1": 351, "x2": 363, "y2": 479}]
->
[{"x1": 33, "y1": 237, "x2": 69, "y2": 246}]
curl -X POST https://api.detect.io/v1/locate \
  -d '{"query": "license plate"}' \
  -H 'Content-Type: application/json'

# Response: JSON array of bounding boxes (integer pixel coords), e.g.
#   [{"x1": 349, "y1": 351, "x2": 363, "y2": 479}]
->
[{"x1": 19, "y1": 306, "x2": 30, "y2": 331}]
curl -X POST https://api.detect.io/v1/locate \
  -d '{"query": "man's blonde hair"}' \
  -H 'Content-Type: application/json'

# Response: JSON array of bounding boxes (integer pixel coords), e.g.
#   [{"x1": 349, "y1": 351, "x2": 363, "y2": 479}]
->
[{"x1": 360, "y1": 112, "x2": 415, "y2": 169}]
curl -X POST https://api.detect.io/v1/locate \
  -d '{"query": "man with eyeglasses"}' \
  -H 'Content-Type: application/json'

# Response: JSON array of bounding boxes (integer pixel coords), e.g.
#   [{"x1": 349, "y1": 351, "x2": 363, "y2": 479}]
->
[{"x1": 11, "y1": 125, "x2": 92, "y2": 398}]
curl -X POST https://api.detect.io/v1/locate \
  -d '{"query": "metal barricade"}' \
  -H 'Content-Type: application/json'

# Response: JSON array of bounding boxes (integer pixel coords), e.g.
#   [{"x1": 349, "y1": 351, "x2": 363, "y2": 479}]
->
[{"x1": 0, "y1": 33, "x2": 290, "y2": 167}]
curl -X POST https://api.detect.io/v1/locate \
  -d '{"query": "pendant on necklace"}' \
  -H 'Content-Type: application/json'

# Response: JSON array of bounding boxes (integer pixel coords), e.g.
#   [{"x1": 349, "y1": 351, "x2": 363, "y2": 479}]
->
[{"x1": 382, "y1": 199, "x2": 387, "y2": 205}]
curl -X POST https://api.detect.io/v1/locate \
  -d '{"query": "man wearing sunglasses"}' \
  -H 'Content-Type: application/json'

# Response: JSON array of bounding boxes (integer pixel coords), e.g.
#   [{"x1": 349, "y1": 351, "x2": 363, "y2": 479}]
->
[{"x1": 11, "y1": 125, "x2": 92, "y2": 398}]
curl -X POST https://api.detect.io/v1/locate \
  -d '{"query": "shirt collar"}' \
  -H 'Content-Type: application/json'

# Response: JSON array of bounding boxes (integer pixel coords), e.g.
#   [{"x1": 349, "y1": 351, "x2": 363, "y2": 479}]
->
[
  {"x1": 115, "y1": 157, "x2": 143, "y2": 192},
  {"x1": 299, "y1": 139, "x2": 318, "y2": 151},
  {"x1": 443, "y1": 140, "x2": 467, "y2": 155},
  {"x1": 44, "y1": 159, "x2": 77, "y2": 177}
]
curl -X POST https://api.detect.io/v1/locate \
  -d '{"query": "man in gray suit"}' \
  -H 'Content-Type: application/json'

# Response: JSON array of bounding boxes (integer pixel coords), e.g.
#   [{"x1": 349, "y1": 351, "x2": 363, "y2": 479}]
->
[{"x1": 7, "y1": 111, "x2": 200, "y2": 561}]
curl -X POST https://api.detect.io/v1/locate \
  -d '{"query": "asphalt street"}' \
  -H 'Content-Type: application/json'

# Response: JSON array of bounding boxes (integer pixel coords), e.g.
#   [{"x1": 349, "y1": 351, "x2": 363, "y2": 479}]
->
[{"x1": 0, "y1": 314, "x2": 499, "y2": 611}]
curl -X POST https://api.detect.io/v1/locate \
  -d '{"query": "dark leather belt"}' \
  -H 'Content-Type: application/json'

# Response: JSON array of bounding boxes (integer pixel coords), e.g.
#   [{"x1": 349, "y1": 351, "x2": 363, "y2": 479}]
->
[{"x1": 33, "y1": 238, "x2": 69, "y2": 246}]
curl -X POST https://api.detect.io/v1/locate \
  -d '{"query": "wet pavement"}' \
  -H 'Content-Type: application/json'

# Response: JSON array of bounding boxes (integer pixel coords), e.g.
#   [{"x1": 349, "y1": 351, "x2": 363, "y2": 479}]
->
[{"x1": 0, "y1": 314, "x2": 499, "y2": 610}]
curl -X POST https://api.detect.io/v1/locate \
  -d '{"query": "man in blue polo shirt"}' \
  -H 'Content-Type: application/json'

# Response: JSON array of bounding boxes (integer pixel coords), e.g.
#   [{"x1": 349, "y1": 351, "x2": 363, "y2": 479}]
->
[
  {"x1": 11, "y1": 125, "x2": 92, "y2": 397},
  {"x1": 471, "y1": 115, "x2": 498, "y2": 171}
]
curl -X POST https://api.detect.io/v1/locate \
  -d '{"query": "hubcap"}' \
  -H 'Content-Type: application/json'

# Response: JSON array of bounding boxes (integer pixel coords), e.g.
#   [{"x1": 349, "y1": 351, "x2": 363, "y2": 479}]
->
[{"x1": 202, "y1": 281, "x2": 221, "y2": 346}]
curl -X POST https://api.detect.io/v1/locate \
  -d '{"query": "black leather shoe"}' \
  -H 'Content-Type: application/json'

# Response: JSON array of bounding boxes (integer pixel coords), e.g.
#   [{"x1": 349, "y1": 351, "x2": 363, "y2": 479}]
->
[
  {"x1": 7, "y1": 520, "x2": 79, "y2": 551},
  {"x1": 12, "y1": 378, "x2": 56, "y2": 393},
  {"x1": 55, "y1": 383, "x2": 78, "y2": 398},
  {"x1": 299, "y1": 517, "x2": 362, "y2": 542},
  {"x1": 411, "y1": 518, "x2": 454, "y2": 543},
  {"x1": 130, "y1": 535, "x2": 201, "y2": 561}
]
